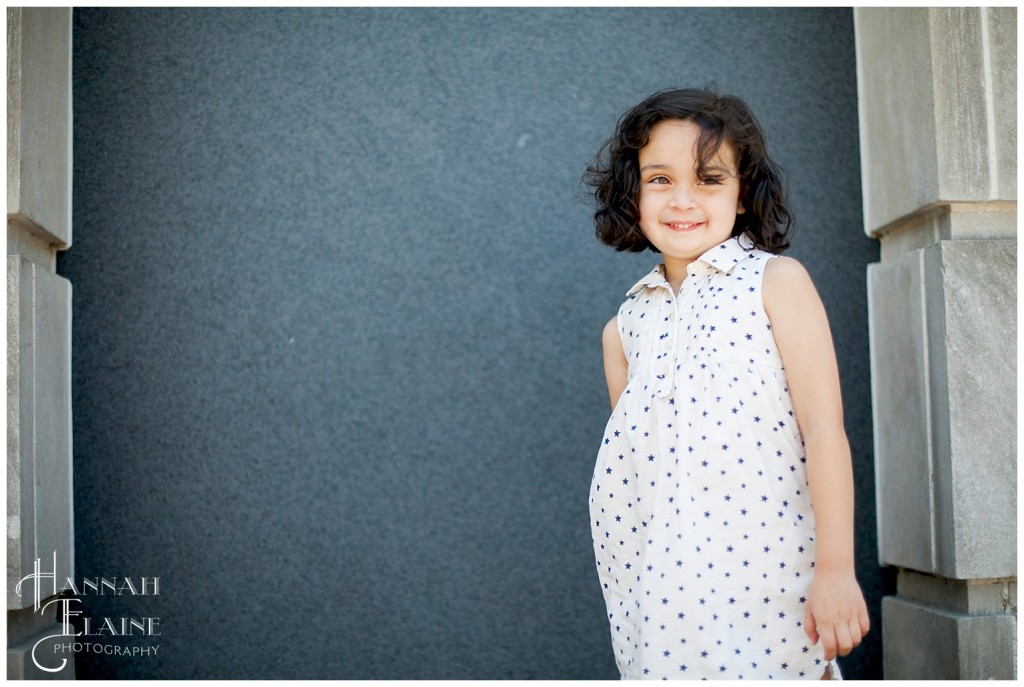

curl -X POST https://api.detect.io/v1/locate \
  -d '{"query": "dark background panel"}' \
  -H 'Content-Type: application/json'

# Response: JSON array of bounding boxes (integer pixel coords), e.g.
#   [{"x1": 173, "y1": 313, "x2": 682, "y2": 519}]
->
[{"x1": 63, "y1": 7, "x2": 883, "y2": 679}]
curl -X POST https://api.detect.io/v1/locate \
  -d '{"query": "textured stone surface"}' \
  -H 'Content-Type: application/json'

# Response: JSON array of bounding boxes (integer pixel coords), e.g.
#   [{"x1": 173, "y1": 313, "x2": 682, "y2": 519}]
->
[
  {"x1": 929, "y1": 8, "x2": 994, "y2": 202},
  {"x1": 854, "y1": 8, "x2": 938, "y2": 233},
  {"x1": 855, "y1": 7, "x2": 1017, "y2": 234},
  {"x1": 876, "y1": 211, "x2": 943, "y2": 262},
  {"x1": 883, "y1": 596, "x2": 959, "y2": 678},
  {"x1": 6, "y1": 8, "x2": 72, "y2": 247},
  {"x1": 958, "y1": 608, "x2": 1018, "y2": 679},
  {"x1": 6, "y1": 221, "x2": 56, "y2": 271},
  {"x1": 868, "y1": 252, "x2": 932, "y2": 571},
  {"x1": 883, "y1": 596, "x2": 1016, "y2": 679},
  {"x1": 6, "y1": 257, "x2": 74, "y2": 611},
  {"x1": 870, "y1": 240, "x2": 1017, "y2": 579},
  {"x1": 940, "y1": 202, "x2": 1017, "y2": 240},
  {"x1": 898, "y1": 569, "x2": 1016, "y2": 615},
  {"x1": 7, "y1": 601, "x2": 58, "y2": 645},
  {"x1": 987, "y1": 7, "x2": 1018, "y2": 201},
  {"x1": 859, "y1": 6, "x2": 1017, "y2": 683},
  {"x1": 925, "y1": 240, "x2": 1016, "y2": 579},
  {"x1": 7, "y1": 626, "x2": 77, "y2": 679},
  {"x1": 7, "y1": 603, "x2": 75, "y2": 679},
  {"x1": 876, "y1": 203, "x2": 1016, "y2": 264}
]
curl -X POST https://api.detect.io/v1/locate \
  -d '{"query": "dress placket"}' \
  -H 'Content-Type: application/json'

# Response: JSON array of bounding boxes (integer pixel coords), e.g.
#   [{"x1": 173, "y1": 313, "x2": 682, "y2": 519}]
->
[{"x1": 653, "y1": 286, "x2": 677, "y2": 399}]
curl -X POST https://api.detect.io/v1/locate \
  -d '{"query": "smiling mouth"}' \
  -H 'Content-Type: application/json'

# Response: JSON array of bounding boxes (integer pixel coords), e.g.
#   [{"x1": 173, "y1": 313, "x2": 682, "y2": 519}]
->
[{"x1": 666, "y1": 221, "x2": 704, "y2": 231}]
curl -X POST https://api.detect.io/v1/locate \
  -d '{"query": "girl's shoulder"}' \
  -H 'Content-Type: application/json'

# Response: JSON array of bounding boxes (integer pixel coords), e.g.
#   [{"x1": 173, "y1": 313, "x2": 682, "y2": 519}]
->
[
  {"x1": 762, "y1": 254, "x2": 813, "y2": 288},
  {"x1": 762, "y1": 255, "x2": 823, "y2": 320},
  {"x1": 762, "y1": 254, "x2": 808, "y2": 279}
]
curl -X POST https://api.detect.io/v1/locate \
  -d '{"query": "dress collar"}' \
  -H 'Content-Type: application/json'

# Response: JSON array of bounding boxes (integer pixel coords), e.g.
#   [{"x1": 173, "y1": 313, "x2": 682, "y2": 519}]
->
[
  {"x1": 625, "y1": 234, "x2": 757, "y2": 296},
  {"x1": 702, "y1": 233, "x2": 756, "y2": 273}
]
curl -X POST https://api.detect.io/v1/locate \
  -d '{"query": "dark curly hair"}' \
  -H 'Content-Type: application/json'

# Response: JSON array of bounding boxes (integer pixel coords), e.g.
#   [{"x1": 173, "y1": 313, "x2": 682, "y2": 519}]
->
[{"x1": 583, "y1": 88, "x2": 793, "y2": 254}]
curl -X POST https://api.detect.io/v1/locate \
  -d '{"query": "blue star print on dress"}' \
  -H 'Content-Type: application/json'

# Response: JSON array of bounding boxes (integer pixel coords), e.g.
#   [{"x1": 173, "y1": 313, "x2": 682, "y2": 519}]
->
[{"x1": 590, "y1": 235, "x2": 829, "y2": 680}]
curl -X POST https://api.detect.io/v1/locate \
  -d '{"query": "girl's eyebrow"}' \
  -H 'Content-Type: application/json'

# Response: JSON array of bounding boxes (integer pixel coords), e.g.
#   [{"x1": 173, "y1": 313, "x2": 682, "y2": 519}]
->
[
  {"x1": 640, "y1": 162, "x2": 736, "y2": 175},
  {"x1": 703, "y1": 162, "x2": 739, "y2": 175}
]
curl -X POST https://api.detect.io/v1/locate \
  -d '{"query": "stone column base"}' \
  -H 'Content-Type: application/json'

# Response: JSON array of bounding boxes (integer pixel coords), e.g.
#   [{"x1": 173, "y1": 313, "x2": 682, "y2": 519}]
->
[
  {"x1": 883, "y1": 570, "x2": 1016, "y2": 679},
  {"x1": 7, "y1": 601, "x2": 75, "y2": 679}
]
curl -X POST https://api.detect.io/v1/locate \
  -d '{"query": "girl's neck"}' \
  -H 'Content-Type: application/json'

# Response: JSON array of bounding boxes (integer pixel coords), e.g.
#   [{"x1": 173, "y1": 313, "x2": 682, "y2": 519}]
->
[{"x1": 663, "y1": 258, "x2": 694, "y2": 294}]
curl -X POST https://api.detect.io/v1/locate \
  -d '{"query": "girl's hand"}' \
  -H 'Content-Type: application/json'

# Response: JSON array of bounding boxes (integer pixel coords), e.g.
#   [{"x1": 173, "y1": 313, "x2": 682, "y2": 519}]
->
[{"x1": 803, "y1": 569, "x2": 870, "y2": 660}]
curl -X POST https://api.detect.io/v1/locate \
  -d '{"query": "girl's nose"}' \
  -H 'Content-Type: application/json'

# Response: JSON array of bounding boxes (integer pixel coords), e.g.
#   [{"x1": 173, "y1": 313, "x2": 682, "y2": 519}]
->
[{"x1": 668, "y1": 185, "x2": 697, "y2": 209}]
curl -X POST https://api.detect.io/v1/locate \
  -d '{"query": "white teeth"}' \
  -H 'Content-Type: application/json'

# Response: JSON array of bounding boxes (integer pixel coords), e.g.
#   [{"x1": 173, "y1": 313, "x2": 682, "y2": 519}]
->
[{"x1": 669, "y1": 221, "x2": 700, "y2": 229}]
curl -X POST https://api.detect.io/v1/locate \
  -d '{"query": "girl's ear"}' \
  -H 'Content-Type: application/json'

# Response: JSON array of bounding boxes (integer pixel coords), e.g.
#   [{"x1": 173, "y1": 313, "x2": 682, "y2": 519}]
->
[{"x1": 736, "y1": 200, "x2": 746, "y2": 215}]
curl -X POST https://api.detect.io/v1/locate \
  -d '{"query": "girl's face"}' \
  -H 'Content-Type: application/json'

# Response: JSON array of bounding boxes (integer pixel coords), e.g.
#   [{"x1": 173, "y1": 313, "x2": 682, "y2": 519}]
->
[{"x1": 637, "y1": 119, "x2": 744, "y2": 272}]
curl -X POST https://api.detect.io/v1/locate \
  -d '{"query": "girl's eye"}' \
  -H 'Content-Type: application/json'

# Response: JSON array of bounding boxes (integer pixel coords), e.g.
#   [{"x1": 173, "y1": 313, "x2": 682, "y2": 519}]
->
[
  {"x1": 698, "y1": 176, "x2": 724, "y2": 186},
  {"x1": 647, "y1": 176, "x2": 670, "y2": 185}
]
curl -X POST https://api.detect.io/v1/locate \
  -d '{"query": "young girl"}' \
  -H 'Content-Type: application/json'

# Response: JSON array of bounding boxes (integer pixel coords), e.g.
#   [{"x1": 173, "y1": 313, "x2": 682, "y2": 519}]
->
[{"x1": 584, "y1": 89, "x2": 869, "y2": 680}]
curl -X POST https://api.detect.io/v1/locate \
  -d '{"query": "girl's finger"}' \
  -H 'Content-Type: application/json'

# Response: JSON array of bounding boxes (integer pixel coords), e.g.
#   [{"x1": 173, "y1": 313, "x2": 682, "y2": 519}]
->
[
  {"x1": 804, "y1": 606, "x2": 818, "y2": 643},
  {"x1": 818, "y1": 625, "x2": 838, "y2": 660},
  {"x1": 846, "y1": 618, "x2": 863, "y2": 648},
  {"x1": 859, "y1": 607, "x2": 871, "y2": 636},
  {"x1": 834, "y1": 623, "x2": 854, "y2": 656}
]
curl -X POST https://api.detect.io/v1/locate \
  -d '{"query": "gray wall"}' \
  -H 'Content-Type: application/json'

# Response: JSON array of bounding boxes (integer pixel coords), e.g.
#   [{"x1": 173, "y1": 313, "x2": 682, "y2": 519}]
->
[{"x1": 63, "y1": 7, "x2": 881, "y2": 679}]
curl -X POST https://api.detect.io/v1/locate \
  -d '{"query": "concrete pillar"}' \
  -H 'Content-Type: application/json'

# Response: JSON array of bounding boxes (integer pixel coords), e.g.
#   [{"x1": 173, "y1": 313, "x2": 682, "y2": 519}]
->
[
  {"x1": 6, "y1": 7, "x2": 75, "y2": 679},
  {"x1": 855, "y1": 7, "x2": 1016, "y2": 679}
]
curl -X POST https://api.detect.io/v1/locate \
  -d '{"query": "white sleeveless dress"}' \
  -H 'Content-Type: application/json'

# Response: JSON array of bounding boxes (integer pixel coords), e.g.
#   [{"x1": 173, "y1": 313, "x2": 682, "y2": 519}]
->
[{"x1": 589, "y1": 235, "x2": 833, "y2": 679}]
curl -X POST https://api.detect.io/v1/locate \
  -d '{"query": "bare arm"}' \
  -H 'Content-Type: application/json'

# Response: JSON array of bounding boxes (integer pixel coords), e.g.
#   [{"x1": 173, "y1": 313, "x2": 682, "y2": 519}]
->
[
  {"x1": 763, "y1": 256, "x2": 869, "y2": 661},
  {"x1": 602, "y1": 316, "x2": 628, "y2": 410}
]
